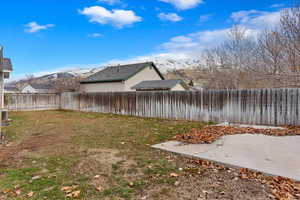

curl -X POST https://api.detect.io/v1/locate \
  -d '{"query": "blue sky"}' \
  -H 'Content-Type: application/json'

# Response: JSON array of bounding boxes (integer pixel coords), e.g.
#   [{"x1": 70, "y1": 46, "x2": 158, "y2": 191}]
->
[{"x1": 0, "y1": 0, "x2": 292, "y2": 78}]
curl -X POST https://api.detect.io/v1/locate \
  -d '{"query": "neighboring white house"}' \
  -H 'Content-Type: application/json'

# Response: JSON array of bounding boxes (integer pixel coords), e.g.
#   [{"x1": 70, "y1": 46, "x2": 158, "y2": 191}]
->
[
  {"x1": 80, "y1": 62, "x2": 167, "y2": 92},
  {"x1": 131, "y1": 79, "x2": 188, "y2": 91},
  {"x1": 21, "y1": 84, "x2": 55, "y2": 93}
]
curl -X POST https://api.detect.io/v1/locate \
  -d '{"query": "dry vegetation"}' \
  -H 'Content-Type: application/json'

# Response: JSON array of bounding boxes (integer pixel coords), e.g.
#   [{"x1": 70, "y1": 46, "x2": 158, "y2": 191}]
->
[
  {"x1": 167, "y1": 6, "x2": 300, "y2": 89},
  {"x1": 0, "y1": 111, "x2": 279, "y2": 200}
]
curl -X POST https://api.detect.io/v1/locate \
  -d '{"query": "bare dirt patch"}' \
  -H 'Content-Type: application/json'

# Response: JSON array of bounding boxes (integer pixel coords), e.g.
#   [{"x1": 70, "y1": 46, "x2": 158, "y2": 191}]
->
[
  {"x1": 72, "y1": 149, "x2": 125, "y2": 175},
  {"x1": 0, "y1": 132, "x2": 71, "y2": 168},
  {"x1": 71, "y1": 148, "x2": 140, "y2": 190},
  {"x1": 138, "y1": 175, "x2": 269, "y2": 200}
]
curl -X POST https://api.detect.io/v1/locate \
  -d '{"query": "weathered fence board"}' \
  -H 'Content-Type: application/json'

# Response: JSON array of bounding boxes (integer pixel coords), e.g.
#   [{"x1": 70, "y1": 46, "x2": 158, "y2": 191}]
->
[
  {"x1": 4, "y1": 89, "x2": 300, "y2": 125},
  {"x1": 4, "y1": 93, "x2": 61, "y2": 111},
  {"x1": 60, "y1": 88, "x2": 300, "y2": 126}
]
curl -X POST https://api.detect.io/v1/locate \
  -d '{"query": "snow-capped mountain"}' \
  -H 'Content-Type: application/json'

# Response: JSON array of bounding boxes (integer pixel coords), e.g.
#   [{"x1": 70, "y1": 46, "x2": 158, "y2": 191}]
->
[
  {"x1": 61, "y1": 58, "x2": 202, "y2": 77},
  {"x1": 10, "y1": 58, "x2": 202, "y2": 85}
]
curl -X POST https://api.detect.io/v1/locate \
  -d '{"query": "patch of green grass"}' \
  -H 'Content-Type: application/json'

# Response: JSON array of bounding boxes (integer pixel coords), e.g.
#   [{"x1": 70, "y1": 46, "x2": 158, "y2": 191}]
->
[
  {"x1": 0, "y1": 155, "x2": 89, "y2": 200},
  {"x1": 101, "y1": 186, "x2": 134, "y2": 199}
]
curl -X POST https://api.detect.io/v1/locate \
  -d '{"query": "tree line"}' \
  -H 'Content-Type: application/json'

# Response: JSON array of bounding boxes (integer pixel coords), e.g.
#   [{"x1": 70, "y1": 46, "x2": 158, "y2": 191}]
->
[{"x1": 200, "y1": 6, "x2": 300, "y2": 89}]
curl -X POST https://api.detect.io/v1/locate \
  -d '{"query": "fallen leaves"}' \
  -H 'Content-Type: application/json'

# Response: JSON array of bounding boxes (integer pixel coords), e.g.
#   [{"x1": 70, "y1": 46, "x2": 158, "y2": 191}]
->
[
  {"x1": 95, "y1": 186, "x2": 103, "y2": 192},
  {"x1": 239, "y1": 169, "x2": 300, "y2": 200},
  {"x1": 66, "y1": 190, "x2": 81, "y2": 198},
  {"x1": 14, "y1": 189, "x2": 21, "y2": 196},
  {"x1": 61, "y1": 185, "x2": 80, "y2": 198},
  {"x1": 176, "y1": 126, "x2": 300, "y2": 144},
  {"x1": 0, "y1": 188, "x2": 35, "y2": 199},
  {"x1": 27, "y1": 191, "x2": 34, "y2": 198},
  {"x1": 94, "y1": 175, "x2": 100, "y2": 179},
  {"x1": 189, "y1": 159, "x2": 300, "y2": 200},
  {"x1": 170, "y1": 173, "x2": 179, "y2": 177},
  {"x1": 177, "y1": 125, "x2": 300, "y2": 199}
]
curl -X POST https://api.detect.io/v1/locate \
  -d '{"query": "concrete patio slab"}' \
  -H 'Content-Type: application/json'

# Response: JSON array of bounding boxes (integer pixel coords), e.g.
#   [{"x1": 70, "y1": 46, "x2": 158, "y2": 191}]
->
[{"x1": 152, "y1": 134, "x2": 300, "y2": 181}]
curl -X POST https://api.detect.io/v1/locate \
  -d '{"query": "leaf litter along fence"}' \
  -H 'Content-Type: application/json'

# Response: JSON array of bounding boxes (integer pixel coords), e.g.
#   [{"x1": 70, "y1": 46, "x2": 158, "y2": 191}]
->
[{"x1": 4, "y1": 88, "x2": 300, "y2": 126}]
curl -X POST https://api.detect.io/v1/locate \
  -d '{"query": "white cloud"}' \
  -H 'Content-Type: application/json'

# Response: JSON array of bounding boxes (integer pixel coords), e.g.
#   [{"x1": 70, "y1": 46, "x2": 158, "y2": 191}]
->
[
  {"x1": 159, "y1": 0, "x2": 203, "y2": 10},
  {"x1": 230, "y1": 9, "x2": 281, "y2": 29},
  {"x1": 231, "y1": 10, "x2": 265, "y2": 23},
  {"x1": 24, "y1": 22, "x2": 54, "y2": 33},
  {"x1": 97, "y1": 0, "x2": 121, "y2": 5},
  {"x1": 271, "y1": 3, "x2": 285, "y2": 8},
  {"x1": 159, "y1": 9, "x2": 283, "y2": 58},
  {"x1": 158, "y1": 13, "x2": 183, "y2": 22},
  {"x1": 88, "y1": 33, "x2": 103, "y2": 38},
  {"x1": 161, "y1": 29, "x2": 229, "y2": 58},
  {"x1": 79, "y1": 6, "x2": 142, "y2": 28},
  {"x1": 199, "y1": 14, "x2": 214, "y2": 23}
]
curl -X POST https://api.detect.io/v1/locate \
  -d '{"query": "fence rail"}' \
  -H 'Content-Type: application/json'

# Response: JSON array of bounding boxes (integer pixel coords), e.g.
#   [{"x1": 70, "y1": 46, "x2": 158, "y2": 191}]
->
[
  {"x1": 4, "y1": 89, "x2": 300, "y2": 125},
  {"x1": 4, "y1": 93, "x2": 61, "y2": 111}
]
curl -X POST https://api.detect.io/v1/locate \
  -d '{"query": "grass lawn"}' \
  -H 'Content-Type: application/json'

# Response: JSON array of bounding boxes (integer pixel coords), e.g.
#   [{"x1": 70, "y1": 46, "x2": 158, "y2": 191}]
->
[{"x1": 0, "y1": 111, "x2": 270, "y2": 200}]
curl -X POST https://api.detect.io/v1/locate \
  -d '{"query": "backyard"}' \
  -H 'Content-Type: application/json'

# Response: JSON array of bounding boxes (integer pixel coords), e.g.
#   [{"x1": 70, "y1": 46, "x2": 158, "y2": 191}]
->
[{"x1": 0, "y1": 111, "x2": 273, "y2": 199}]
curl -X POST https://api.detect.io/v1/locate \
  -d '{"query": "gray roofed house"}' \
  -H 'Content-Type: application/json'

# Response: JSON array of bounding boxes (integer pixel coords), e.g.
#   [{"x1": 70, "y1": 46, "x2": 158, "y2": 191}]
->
[
  {"x1": 2, "y1": 58, "x2": 13, "y2": 72},
  {"x1": 80, "y1": 62, "x2": 165, "y2": 92},
  {"x1": 131, "y1": 79, "x2": 189, "y2": 91},
  {"x1": 0, "y1": 46, "x2": 13, "y2": 78},
  {"x1": 21, "y1": 83, "x2": 55, "y2": 93},
  {"x1": 4, "y1": 85, "x2": 19, "y2": 93},
  {"x1": 81, "y1": 62, "x2": 164, "y2": 84}
]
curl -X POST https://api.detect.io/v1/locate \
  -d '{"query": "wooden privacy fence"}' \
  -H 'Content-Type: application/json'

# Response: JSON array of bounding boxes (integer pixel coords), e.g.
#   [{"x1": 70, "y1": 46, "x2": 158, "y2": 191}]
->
[
  {"x1": 4, "y1": 93, "x2": 61, "y2": 111},
  {"x1": 4, "y1": 88, "x2": 300, "y2": 125},
  {"x1": 60, "y1": 88, "x2": 300, "y2": 126}
]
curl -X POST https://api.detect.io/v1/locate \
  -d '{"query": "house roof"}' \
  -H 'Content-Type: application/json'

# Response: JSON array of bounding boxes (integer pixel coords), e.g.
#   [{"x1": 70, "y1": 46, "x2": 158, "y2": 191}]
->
[
  {"x1": 131, "y1": 79, "x2": 189, "y2": 90},
  {"x1": 1, "y1": 58, "x2": 13, "y2": 71},
  {"x1": 4, "y1": 85, "x2": 18, "y2": 91},
  {"x1": 30, "y1": 83, "x2": 54, "y2": 90},
  {"x1": 81, "y1": 62, "x2": 164, "y2": 84}
]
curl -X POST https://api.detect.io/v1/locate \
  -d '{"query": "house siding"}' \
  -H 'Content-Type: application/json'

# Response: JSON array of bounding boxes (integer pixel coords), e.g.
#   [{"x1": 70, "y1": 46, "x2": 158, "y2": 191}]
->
[
  {"x1": 80, "y1": 82, "x2": 125, "y2": 93},
  {"x1": 124, "y1": 66, "x2": 163, "y2": 91}
]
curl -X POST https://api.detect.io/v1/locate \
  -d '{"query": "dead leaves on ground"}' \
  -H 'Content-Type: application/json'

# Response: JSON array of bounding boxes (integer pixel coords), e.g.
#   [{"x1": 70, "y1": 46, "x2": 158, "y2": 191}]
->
[
  {"x1": 189, "y1": 159, "x2": 300, "y2": 200},
  {"x1": 61, "y1": 185, "x2": 81, "y2": 198},
  {"x1": 176, "y1": 125, "x2": 300, "y2": 144},
  {"x1": 239, "y1": 169, "x2": 300, "y2": 200},
  {"x1": 170, "y1": 172, "x2": 179, "y2": 177},
  {"x1": 1, "y1": 185, "x2": 81, "y2": 199},
  {"x1": 27, "y1": 191, "x2": 34, "y2": 197},
  {"x1": 0, "y1": 188, "x2": 34, "y2": 199},
  {"x1": 178, "y1": 126, "x2": 300, "y2": 199}
]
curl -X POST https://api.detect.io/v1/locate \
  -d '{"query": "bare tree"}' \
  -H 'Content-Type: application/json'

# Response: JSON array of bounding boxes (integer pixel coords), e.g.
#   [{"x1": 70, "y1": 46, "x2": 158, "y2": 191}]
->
[
  {"x1": 52, "y1": 77, "x2": 81, "y2": 92},
  {"x1": 280, "y1": 6, "x2": 300, "y2": 71},
  {"x1": 201, "y1": 26, "x2": 258, "y2": 89},
  {"x1": 199, "y1": 6, "x2": 300, "y2": 89},
  {"x1": 25, "y1": 74, "x2": 35, "y2": 84},
  {"x1": 257, "y1": 30, "x2": 285, "y2": 75}
]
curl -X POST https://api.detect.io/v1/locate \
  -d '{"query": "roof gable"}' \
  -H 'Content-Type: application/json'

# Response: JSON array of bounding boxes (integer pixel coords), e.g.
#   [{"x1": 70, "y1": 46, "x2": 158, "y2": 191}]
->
[{"x1": 81, "y1": 62, "x2": 164, "y2": 84}]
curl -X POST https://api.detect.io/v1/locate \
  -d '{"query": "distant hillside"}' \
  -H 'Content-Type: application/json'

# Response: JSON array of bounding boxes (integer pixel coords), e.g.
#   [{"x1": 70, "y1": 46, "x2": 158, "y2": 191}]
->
[{"x1": 7, "y1": 58, "x2": 204, "y2": 92}]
